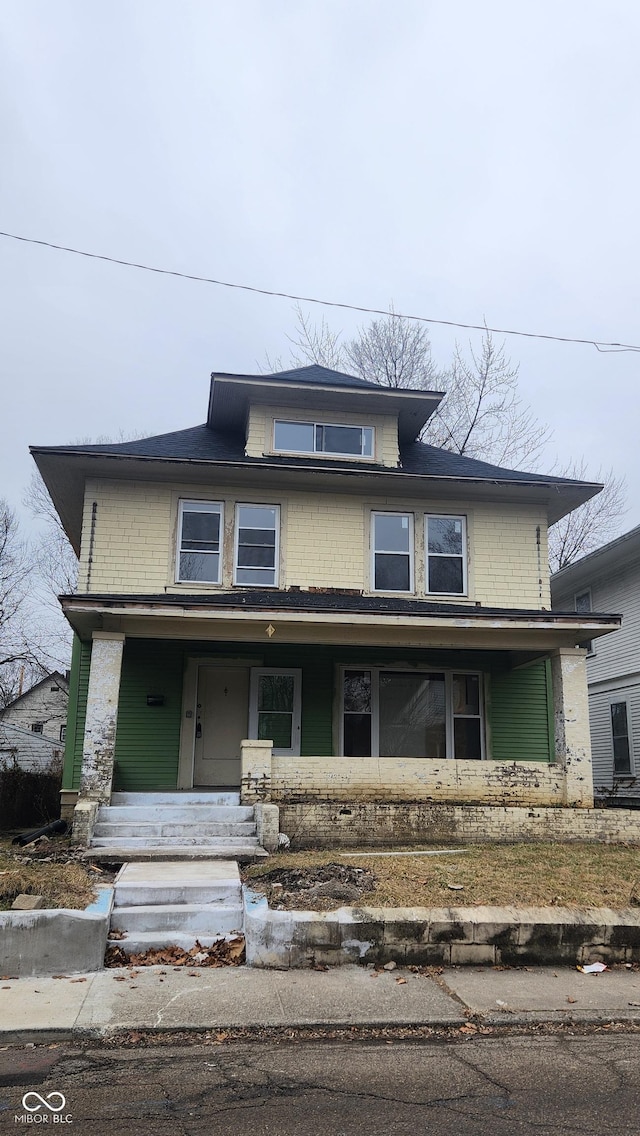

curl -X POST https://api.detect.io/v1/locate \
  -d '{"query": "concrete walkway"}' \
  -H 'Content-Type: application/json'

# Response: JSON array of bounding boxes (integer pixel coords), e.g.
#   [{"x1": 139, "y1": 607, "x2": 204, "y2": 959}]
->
[{"x1": 2, "y1": 965, "x2": 640, "y2": 1043}]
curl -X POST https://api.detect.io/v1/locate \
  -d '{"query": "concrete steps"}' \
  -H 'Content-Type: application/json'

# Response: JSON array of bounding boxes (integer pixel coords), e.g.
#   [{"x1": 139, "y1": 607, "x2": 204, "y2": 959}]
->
[
  {"x1": 90, "y1": 791, "x2": 268, "y2": 861},
  {"x1": 108, "y1": 860, "x2": 245, "y2": 955}
]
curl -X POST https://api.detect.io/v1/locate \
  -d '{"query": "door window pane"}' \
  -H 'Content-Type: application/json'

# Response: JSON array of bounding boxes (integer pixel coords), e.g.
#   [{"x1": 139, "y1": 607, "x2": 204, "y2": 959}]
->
[
  {"x1": 611, "y1": 702, "x2": 632, "y2": 773},
  {"x1": 236, "y1": 505, "x2": 279, "y2": 586},
  {"x1": 178, "y1": 501, "x2": 221, "y2": 583},
  {"x1": 258, "y1": 712, "x2": 292, "y2": 749},
  {"x1": 454, "y1": 717, "x2": 482, "y2": 760},
  {"x1": 344, "y1": 714, "x2": 372, "y2": 756},
  {"x1": 453, "y1": 674, "x2": 480, "y2": 716},
  {"x1": 343, "y1": 671, "x2": 371, "y2": 713},
  {"x1": 258, "y1": 674, "x2": 294, "y2": 713},
  {"x1": 343, "y1": 670, "x2": 372, "y2": 756},
  {"x1": 379, "y1": 672, "x2": 446, "y2": 758}
]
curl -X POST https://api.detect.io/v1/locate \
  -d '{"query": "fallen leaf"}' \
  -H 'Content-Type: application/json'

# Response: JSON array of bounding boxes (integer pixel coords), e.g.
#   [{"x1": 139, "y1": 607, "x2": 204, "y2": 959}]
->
[
  {"x1": 113, "y1": 976, "x2": 127, "y2": 982},
  {"x1": 69, "y1": 978, "x2": 87, "y2": 984},
  {"x1": 396, "y1": 977, "x2": 407, "y2": 985},
  {"x1": 567, "y1": 996, "x2": 577, "y2": 1004},
  {"x1": 51, "y1": 975, "x2": 68, "y2": 980}
]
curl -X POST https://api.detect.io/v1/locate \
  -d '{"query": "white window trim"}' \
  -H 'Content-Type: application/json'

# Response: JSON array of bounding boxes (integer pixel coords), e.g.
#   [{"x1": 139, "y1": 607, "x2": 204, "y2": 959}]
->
[
  {"x1": 425, "y1": 514, "x2": 468, "y2": 596},
  {"x1": 371, "y1": 511, "x2": 414, "y2": 594},
  {"x1": 233, "y1": 503, "x2": 280, "y2": 588},
  {"x1": 339, "y1": 665, "x2": 484, "y2": 760},
  {"x1": 609, "y1": 697, "x2": 634, "y2": 776},
  {"x1": 249, "y1": 668, "x2": 302, "y2": 756},
  {"x1": 272, "y1": 419, "x2": 375, "y2": 459},
  {"x1": 176, "y1": 499, "x2": 223, "y2": 585}
]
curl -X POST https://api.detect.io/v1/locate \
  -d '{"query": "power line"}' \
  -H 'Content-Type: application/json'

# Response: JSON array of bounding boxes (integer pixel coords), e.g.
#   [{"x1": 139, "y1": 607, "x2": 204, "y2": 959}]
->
[{"x1": 1, "y1": 228, "x2": 639, "y2": 353}]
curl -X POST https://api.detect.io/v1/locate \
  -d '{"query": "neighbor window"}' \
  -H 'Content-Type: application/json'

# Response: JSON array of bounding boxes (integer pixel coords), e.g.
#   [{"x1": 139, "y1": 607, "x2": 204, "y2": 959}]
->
[
  {"x1": 611, "y1": 701, "x2": 632, "y2": 774},
  {"x1": 59, "y1": 725, "x2": 66, "y2": 743},
  {"x1": 372, "y1": 512, "x2": 413, "y2": 592},
  {"x1": 426, "y1": 515, "x2": 466, "y2": 595},
  {"x1": 575, "y1": 589, "x2": 594, "y2": 654},
  {"x1": 342, "y1": 668, "x2": 483, "y2": 760},
  {"x1": 273, "y1": 419, "x2": 374, "y2": 458},
  {"x1": 177, "y1": 500, "x2": 223, "y2": 584},
  {"x1": 31, "y1": 723, "x2": 43, "y2": 734},
  {"x1": 235, "y1": 504, "x2": 280, "y2": 586}
]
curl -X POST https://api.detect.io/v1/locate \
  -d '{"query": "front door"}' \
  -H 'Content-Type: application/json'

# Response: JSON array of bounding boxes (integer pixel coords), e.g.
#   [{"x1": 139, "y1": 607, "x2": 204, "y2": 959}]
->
[{"x1": 193, "y1": 666, "x2": 249, "y2": 787}]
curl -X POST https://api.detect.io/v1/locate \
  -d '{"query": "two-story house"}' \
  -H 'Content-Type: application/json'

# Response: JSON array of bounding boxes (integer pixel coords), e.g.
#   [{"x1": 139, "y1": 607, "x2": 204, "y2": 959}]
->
[
  {"x1": 552, "y1": 524, "x2": 640, "y2": 807},
  {"x1": 31, "y1": 365, "x2": 619, "y2": 852},
  {"x1": 0, "y1": 671, "x2": 69, "y2": 773}
]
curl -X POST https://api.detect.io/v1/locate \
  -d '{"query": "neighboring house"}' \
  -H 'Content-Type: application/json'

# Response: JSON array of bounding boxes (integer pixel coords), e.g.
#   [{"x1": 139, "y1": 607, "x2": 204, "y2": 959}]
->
[
  {"x1": 30, "y1": 365, "x2": 619, "y2": 845},
  {"x1": 552, "y1": 525, "x2": 640, "y2": 807},
  {"x1": 0, "y1": 672, "x2": 69, "y2": 773}
]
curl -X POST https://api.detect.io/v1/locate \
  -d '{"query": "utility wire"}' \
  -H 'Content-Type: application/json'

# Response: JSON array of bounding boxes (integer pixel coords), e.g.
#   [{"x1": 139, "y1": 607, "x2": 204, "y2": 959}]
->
[{"x1": 1, "y1": 228, "x2": 639, "y2": 353}]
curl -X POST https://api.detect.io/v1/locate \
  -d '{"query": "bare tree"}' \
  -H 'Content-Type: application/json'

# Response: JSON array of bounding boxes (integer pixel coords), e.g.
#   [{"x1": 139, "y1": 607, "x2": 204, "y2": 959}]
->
[
  {"x1": 273, "y1": 305, "x2": 627, "y2": 563},
  {"x1": 24, "y1": 471, "x2": 79, "y2": 598},
  {"x1": 0, "y1": 500, "x2": 52, "y2": 707},
  {"x1": 548, "y1": 462, "x2": 627, "y2": 572}
]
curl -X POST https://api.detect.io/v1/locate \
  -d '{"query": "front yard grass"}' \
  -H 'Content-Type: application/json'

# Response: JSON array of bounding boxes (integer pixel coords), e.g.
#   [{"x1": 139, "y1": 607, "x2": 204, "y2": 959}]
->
[
  {"x1": 0, "y1": 839, "x2": 98, "y2": 911},
  {"x1": 243, "y1": 843, "x2": 640, "y2": 910}
]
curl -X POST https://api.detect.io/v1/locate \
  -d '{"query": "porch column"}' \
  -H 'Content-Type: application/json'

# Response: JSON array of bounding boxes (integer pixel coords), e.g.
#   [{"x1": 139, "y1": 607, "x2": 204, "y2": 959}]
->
[
  {"x1": 240, "y1": 739, "x2": 273, "y2": 803},
  {"x1": 550, "y1": 647, "x2": 593, "y2": 807},
  {"x1": 78, "y1": 631, "x2": 126, "y2": 804}
]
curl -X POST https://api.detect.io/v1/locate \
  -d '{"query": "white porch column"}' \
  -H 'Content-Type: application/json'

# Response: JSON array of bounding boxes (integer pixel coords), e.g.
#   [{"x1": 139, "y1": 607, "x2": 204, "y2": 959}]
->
[
  {"x1": 78, "y1": 631, "x2": 126, "y2": 804},
  {"x1": 550, "y1": 647, "x2": 593, "y2": 807}
]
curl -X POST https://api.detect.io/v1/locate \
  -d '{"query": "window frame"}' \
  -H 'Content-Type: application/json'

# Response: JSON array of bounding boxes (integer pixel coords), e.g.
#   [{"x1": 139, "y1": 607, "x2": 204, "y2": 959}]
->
[
  {"x1": 339, "y1": 665, "x2": 484, "y2": 760},
  {"x1": 176, "y1": 499, "x2": 224, "y2": 586},
  {"x1": 371, "y1": 511, "x2": 414, "y2": 594},
  {"x1": 574, "y1": 588, "x2": 595, "y2": 655},
  {"x1": 425, "y1": 514, "x2": 468, "y2": 596},
  {"x1": 233, "y1": 503, "x2": 281, "y2": 588},
  {"x1": 31, "y1": 722, "x2": 44, "y2": 734},
  {"x1": 273, "y1": 419, "x2": 375, "y2": 459},
  {"x1": 610, "y1": 698, "x2": 634, "y2": 776},
  {"x1": 249, "y1": 667, "x2": 302, "y2": 756}
]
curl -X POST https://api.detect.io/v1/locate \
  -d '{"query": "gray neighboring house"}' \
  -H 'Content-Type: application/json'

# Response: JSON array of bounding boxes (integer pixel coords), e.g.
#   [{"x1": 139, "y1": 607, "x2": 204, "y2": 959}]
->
[
  {"x1": 551, "y1": 526, "x2": 640, "y2": 806},
  {"x1": 0, "y1": 672, "x2": 69, "y2": 773}
]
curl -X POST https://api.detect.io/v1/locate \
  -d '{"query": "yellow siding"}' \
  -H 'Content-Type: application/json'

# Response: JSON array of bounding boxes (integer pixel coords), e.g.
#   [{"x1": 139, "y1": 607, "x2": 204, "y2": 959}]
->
[
  {"x1": 79, "y1": 478, "x2": 551, "y2": 609},
  {"x1": 245, "y1": 403, "x2": 400, "y2": 467}
]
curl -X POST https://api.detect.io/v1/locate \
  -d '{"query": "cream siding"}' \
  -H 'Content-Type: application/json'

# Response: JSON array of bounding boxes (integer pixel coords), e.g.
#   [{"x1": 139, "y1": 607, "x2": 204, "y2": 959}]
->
[
  {"x1": 245, "y1": 403, "x2": 400, "y2": 467},
  {"x1": 78, "y1": 478, "x2": 550, "y2": 610}
]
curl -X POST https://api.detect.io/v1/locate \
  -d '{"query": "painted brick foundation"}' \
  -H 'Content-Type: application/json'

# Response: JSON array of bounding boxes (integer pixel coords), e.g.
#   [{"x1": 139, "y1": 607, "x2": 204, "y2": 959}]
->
[{"x1": 277, "y1": 800, "x2": 640, "y2": 848}]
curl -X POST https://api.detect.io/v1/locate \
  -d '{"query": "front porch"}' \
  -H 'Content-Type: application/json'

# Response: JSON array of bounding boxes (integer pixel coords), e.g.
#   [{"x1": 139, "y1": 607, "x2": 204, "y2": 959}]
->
[{"x1": 58, "y1": 594, "x2": 616, "y2": 846}]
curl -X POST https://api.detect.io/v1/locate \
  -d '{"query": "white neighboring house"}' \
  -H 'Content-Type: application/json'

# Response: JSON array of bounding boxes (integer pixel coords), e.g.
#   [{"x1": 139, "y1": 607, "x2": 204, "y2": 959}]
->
[
  {"x1": 551, "y1": 526, "x2": 640, "y2": 806},
  {"x1": 0, "y1": 672, "x2": 69, "y2": 773}
]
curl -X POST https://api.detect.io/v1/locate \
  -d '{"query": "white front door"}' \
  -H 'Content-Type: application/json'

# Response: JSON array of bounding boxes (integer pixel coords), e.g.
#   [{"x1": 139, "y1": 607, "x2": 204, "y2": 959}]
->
[
  {"x1": 249, "y1": 669, "x2": 302, "y2": 756},
  {"x1": 193, "y1": 666, "x2": 249, "y2": 787}
]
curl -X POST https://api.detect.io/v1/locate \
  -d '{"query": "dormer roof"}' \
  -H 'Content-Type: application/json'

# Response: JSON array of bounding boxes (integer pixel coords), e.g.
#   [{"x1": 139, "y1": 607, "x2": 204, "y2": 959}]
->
[{"x1": 207, "y1": 365, "x2": 444, "y2": 443}]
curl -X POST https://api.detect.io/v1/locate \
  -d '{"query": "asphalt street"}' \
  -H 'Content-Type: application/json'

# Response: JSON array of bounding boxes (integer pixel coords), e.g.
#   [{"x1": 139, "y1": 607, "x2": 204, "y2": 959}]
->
[{"x1": 1, "y1": 1033, "x2": 640, "y2": 1135}]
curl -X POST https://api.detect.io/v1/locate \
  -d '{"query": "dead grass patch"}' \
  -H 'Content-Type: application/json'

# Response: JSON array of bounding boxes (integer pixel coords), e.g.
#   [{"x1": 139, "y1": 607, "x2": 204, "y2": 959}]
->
[
  {"x1": 0, "y1": 841, "x2": 97, "y2": 910},
  {"x1": 243, "y1": 843, "x2": 640, "y2": 910}
]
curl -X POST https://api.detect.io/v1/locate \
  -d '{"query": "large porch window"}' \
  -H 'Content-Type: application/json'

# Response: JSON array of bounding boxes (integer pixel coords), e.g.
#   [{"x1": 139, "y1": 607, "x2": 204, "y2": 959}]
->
[{"x1": 341, "y1": 668, "x2": 483, "y2": 759}]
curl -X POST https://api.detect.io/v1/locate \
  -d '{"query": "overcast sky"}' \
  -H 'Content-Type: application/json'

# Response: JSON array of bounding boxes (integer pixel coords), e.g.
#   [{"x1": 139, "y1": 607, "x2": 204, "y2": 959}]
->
[{"x1": 2, "y1": 0, "x2": 639, "y2": 541}]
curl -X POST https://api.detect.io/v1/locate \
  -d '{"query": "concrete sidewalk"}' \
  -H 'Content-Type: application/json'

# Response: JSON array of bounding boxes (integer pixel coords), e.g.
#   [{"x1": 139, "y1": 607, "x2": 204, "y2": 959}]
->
[{"x1": 2, "y1": 965, "x2": 640, "y2": 1043}]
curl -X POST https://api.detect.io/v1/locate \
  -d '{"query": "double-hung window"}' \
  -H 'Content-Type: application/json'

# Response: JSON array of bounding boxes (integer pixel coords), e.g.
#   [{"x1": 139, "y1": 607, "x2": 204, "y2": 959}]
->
[
  {"x1": 426, "y1": 515, "x2": 466, "y2": 595},
  {"x1": 177, "y1": 500, "x2": 223, "y2": 584},
  {"x1": 273, "y1": 419, "x2": 374, "y2": 458},
  {"x1": 372, "y1": 512, "x2": 413, "y2": 592},
  {"x1": 235, "y1": 504, "x2": 280, "y2": 586},
  {"x1": 610, "y1": 701, "x2": 633, "y2": 774}
]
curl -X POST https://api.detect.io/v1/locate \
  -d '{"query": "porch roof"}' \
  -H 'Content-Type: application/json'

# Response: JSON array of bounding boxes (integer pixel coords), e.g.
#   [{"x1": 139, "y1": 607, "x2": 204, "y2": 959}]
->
[{"x1": 60, "y1": 590, "x2": 620, "y2": 654}]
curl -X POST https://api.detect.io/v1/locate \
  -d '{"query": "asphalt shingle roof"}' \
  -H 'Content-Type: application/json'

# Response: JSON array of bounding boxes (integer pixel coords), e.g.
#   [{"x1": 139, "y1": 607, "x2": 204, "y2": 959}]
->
[{"x1": 217, "y1": 364, "x2": 384, "y2": 390}]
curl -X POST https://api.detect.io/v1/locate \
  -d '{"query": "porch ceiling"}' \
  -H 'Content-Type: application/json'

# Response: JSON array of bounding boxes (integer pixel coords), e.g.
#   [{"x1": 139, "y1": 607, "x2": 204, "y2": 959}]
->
[{"x1": 60, "y1": 594, "x2": 620, "y2": 653}]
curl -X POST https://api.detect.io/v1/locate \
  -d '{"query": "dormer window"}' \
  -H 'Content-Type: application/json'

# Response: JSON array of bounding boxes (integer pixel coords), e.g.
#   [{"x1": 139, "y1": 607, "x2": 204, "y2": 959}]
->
[{"x1": 273, "y1": 420, "x2": 374, "y2": 458}]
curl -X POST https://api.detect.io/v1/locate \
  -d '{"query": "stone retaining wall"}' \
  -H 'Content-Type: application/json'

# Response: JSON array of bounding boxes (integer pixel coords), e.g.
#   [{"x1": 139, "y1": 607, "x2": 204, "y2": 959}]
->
[{"x1": 243, "y1": 890, "x2": 640, "y2": 969}]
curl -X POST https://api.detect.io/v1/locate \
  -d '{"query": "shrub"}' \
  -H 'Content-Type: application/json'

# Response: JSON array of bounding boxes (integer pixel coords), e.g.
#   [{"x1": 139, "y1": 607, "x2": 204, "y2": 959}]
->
[{"x1": 0, "y1": 754, "x2": 63, "y2": 830}]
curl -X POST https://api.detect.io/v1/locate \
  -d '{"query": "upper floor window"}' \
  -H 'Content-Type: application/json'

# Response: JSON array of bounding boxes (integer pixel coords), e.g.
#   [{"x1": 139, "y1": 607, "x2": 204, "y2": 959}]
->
[
  {"x1": 177, "y1": 500, "x2": 223, "y2": 584},
  {"x1": 235, "y1": 504, "x2": 280, "y2": 586},
  {"x1": 273, "y1": 419, "x2": 374, "y2": 458},
  {"x1": 31, "y1": 722, "x2": 44, "y2": 734},
  {"x1": 372, "y1": 513, "x2": 413, "y2": 592},
  {"x1": 426, "y1": 515, "x2": 467, "y2": 595}
]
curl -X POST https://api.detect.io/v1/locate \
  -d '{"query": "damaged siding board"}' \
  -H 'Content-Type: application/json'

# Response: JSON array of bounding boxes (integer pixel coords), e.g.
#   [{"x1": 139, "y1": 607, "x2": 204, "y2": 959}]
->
[{"x1": 489, "y1": 660, "x2": 553, "y2": 763}]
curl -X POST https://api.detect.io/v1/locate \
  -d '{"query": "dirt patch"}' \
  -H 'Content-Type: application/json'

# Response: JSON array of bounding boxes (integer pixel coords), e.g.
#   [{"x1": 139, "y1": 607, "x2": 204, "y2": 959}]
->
[{"x1": 246, "y1": 862, "x2": 377, "y2": 911}]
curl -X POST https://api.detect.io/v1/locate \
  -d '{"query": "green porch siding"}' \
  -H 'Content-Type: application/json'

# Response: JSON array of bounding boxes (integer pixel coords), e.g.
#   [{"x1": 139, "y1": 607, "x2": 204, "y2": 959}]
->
[
  {"x1": 112, "y1": 641, "x2": 184, "y2": 790},
  {"x1": 62, "y1": 636, "x2": 91, "y2": 791},
  {"x1": 489, "y1": 660, "x2": 554, "y2": 763}
]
